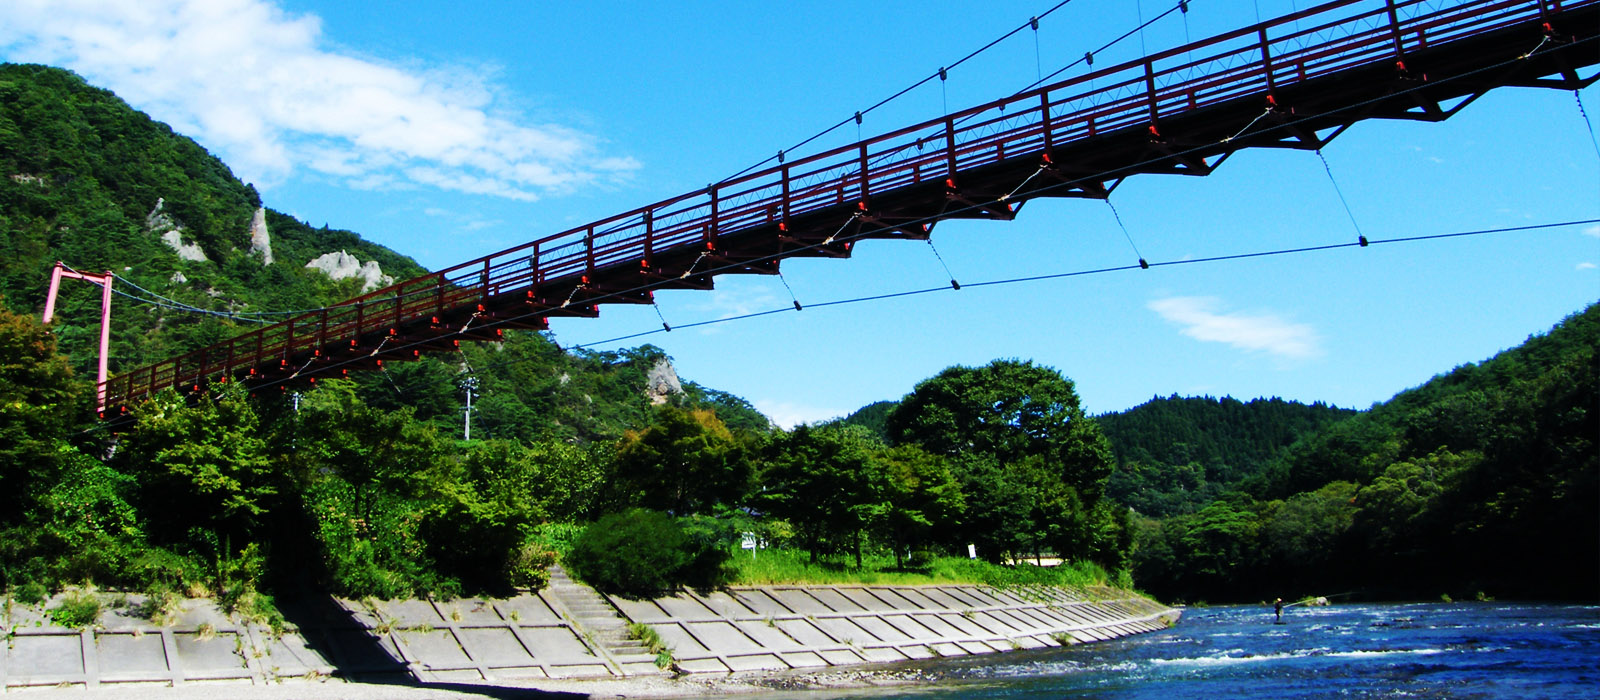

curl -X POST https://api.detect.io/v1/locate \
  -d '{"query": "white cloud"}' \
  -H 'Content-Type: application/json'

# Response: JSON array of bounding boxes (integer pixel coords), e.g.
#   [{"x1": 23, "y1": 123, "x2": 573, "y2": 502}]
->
[
  {"x1": 1148, "y1": 296, "x2": 1322, "y2": 360},
  {"x1": 1582, "y1": 225, "x2": 1600, "y2": 239},
  {"x1": 0, "y1": 0, "x2": 639, "y2": 199},
  {"x1": 753, "y1": 400, "x2": 847, "y2": 430},
  {"x1": 1578, "y1": 262, "x2": 1597, "y2": 271}
]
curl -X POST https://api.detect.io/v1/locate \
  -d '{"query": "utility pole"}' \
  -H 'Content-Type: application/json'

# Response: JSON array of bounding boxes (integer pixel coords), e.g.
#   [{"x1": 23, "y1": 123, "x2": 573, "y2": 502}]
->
[{"x1": 462, "y1": 375, "x2": 479, "y2": 441}]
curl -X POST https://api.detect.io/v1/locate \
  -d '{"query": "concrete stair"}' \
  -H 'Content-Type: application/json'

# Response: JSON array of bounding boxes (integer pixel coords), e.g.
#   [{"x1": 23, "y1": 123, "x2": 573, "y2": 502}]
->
[{"x1": 543, "y1": 565, "x2": 666, "y2": 675}]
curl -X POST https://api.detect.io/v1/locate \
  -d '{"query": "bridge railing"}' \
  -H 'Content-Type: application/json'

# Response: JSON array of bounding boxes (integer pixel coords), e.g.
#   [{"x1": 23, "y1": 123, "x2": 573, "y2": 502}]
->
[{"x1": 101, "y1": 0, "x2": 1583, "y2": 411}]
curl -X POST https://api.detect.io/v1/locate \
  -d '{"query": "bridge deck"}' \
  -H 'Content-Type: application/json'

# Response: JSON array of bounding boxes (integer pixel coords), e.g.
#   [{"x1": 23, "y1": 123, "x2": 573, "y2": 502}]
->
[{"x1": 100, "y1": 0, "x2": 1599, "y2": 415}]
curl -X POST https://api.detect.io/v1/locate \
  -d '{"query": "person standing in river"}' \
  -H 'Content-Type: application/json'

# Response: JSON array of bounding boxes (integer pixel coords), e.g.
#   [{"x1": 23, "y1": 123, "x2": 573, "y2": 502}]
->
[{"x1": 1275, "y1": 598, "x2": 1284, "y2": 623}]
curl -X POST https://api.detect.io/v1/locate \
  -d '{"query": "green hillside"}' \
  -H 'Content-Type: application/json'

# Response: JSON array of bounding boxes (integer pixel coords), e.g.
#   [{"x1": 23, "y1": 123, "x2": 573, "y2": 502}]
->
[
  {"x1": 1134, "y1": 304, "x2": 1598, "y2": 602},
  {"x1": 0, "y1": 63, "x2": 426, "y2": 379},
  {"x1": 1098, "y1": 396, "x2": 1356, "y2": 517}
]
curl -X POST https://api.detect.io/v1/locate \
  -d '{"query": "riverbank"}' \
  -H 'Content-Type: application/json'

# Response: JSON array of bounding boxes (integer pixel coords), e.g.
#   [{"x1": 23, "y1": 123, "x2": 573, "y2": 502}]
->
[{"x1": 2, "y1": 574, "x2": 1178, "y2": 693}]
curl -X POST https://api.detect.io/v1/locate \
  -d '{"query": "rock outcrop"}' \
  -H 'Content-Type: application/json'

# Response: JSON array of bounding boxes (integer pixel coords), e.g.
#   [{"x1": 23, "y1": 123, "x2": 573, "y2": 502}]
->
[
  {"x1": 146, "y1": 198, "x2": 208, "y2": 262},
  {"x1": 645, "y1": 358, "x2": 684, "y2": 405},
  {"x1": 305, "y1": 250, "x2": 393, "y2": 292},
  {"x1": 159, "y1": 230, "x2": 207, "y2": 262},
  {"x1": 248, "y1": 207, "x2": 273, "y2": 265}
]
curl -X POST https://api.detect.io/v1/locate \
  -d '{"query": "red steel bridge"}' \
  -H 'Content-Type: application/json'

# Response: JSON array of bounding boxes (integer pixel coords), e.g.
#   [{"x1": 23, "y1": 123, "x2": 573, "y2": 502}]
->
[{"x1": 96, "y1": 0, "x2": 1598, "y2": 416}]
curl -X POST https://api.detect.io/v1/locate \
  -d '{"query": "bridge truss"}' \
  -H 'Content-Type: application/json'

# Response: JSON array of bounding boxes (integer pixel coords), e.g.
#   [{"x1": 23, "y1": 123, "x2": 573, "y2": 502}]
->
[{"x1": 98, "y1": 0, "x2": 1599, "y2": 416}]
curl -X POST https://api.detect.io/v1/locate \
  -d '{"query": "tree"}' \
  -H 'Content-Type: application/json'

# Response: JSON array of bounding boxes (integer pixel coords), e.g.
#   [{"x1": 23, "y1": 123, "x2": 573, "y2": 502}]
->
[
  {"x1": 758, "y1": 425, "x2": 885, "y2": 566},
  {"x1": 871, "y1": 444, "x2": 964, "y2": 566},
  {"x1": 886, "y1": 359, "x2": 1120, "y2": 565},
  {"x1": 1179, "y1": 499, "x2": 1261, "y2": 587},
  {"x1": 292, "y1": 379, "x2": 454, "y2": 521},
  {"x1": 609, "y1": 406, "x2": 753, "y2": 515},
  {"x1": 0, "y1": 301, "x2": 82, "y2": 523},
  {"x1": 113, "y1": 390, "x2": 276, "y2": 542}
]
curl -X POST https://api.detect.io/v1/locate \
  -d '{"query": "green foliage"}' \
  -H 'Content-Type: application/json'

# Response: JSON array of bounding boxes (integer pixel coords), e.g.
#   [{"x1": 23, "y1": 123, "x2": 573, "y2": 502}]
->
[
  {"x1": 113, "y1": 390, "x2": 277, "y2": 541},
  {"x1": 568, "y1": 509, "x2": 688, "y2": 595},
  {"x1": 125, "y1": 547, "x2": 209, "y2": 596},
  {"x1": 1134, "y1": 304, "x2": 1599, "y2": 602},
  {"x1": 0, "y1": 66, "x2": 799, "y2": 607},
  {"x1": 871, "y1": 444, "x2": 965, "y2": 566},
  {"x1": 886, "y1": 360, "x2": 1122, "y2": 569},
  {"x1": 0, "y1": 64, "x2": 425, "y2": 378},
  {"x1": 1100, "y1": 396, "x2": 1355, "y2": 516},
  {"x1": 627, "y1": 622, "x2": 675, "y2": 668},
  {"x1": 303, "y1": 478, "x2": 440, "y2": 599},
  {"x1": 504, "y1": 542, "x2": 557, "y2": 590},
  {"x1": 49, "y1": 588, "x2": 101, "y2": 628},
  {"x1": 834, "y1": 400, "x2": 897, "y2": 442},
  {"x1": 0, "y1": 301, "x2": 82, "y2": 523},
  {"x1": 464, "y1": 338, "x2": 690, "y2": 444},
  {"x1": 12, "y1": 581, "x2": 47, "y2": 606},
  {"x1": 679, "y1": 382, "x2": 773, "y2": 434},
  {"x1": 530, "y1": 522, "x2": 585, "y2": 562},
  {"x1": 728, "y1": 546, "x2": 1113, "y2": 589},
  {"x1": 759, "y1": 425, "x2": 885, "y2": 567},
  {"x1": 888, "y1": 360, "x2": 1112, "y2": 493},
  {"x1": 608, "y1": 406, "x2": 754, "y2": 515},
  {"x1": 566, "y1": 509, "x2": 724, "y2": 596}
]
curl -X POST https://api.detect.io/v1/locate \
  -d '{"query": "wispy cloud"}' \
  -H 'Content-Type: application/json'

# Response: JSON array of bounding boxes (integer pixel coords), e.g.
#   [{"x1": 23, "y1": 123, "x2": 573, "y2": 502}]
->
[
  {"x1": 1579, "y1": 262, "x2": 1597, "y2": 271},
  {"x1": 0, "y1": 0, "x2": 639, "y2": 200},
  {"x1": 684, "y1": 286, "x2": 786, "y2": 334},
  {"x1": 1148, "y1": 296, "x2": 1322, "y2": 360},
  {"x1": 1583, "y1": 225, "x2": 1600, "y2": 239}
]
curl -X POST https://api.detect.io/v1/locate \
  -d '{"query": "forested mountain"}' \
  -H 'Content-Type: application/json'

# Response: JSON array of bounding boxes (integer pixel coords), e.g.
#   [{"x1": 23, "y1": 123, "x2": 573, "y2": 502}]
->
[
  {"x1": 1134, "y1": 304, "x2": 1598, "y2": 602},
  {"x1": 1098, "y1": 396, "x2": 1356, "y2": 516},
  {"x1": 0, "y1": 64, "x2": 796, "y2": 605},
  {"x1": 0, "y1": 63, "x2": 768, "y2": 441},
  {"x1": 0, "y1": 63, "x2": 425, "y2": 379},
  {"x1": 836, "y1": 400, "x2": 896, "y2": 440}
]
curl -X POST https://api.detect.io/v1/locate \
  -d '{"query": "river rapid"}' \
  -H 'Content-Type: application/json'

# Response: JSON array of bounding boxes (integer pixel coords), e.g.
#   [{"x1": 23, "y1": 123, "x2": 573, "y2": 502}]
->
[{"x1": 743, "y1": 602, "x2": 1599, "y2": 699}]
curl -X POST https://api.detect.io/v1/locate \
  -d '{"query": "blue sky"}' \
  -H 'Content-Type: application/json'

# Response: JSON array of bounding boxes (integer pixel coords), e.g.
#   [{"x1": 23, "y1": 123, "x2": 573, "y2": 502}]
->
[{"x1": 3, "y1": 0, "x2": 1596, "y2": 426}]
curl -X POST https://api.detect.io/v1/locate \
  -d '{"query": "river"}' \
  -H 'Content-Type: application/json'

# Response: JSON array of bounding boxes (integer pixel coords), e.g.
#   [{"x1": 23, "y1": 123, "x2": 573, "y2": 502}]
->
[{"x1": 745, "y1": 601, "x2": 1600, "y2": 699}]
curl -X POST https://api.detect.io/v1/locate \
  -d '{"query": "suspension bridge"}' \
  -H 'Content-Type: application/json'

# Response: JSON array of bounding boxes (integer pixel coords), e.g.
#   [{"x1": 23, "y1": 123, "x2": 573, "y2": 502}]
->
[{"x1": 86, "y1": 0, "x2": 1597, "y2": 417}]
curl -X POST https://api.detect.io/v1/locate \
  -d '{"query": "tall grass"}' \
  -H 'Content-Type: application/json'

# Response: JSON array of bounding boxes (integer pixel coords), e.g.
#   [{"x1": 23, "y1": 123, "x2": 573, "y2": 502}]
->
[{"x1": 728, "y1": 548, "x2": 1115, "y2": 589}]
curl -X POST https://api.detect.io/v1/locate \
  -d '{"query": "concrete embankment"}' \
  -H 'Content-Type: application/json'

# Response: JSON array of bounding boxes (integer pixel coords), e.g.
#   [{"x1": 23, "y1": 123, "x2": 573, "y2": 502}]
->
[{"x1": 2, "y1": 569, "x2": 1179, "y2": 691}]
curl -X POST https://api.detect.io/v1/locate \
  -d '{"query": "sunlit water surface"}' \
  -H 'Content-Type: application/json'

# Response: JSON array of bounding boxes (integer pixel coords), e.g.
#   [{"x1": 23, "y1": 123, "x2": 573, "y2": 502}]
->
[{"x1": 741, "y1": 602, "x2": 1599, "y2": 699}]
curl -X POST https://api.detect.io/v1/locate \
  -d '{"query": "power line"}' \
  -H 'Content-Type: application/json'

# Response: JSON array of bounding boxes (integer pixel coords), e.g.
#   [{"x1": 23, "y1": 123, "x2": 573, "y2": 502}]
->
[{"x1": 81, "y1": 214, "x2": 1594, "y2": 438}]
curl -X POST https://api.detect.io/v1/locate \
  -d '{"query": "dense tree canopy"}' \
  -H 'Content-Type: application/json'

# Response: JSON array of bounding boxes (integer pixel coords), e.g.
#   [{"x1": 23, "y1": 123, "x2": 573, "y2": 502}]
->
[
  {"x1": 1134, "y1": 305, "x2": 1599, "y2": 602},
  {"x1": 0, "y1": 301, "x2": 82, "y2": 521},
  {"x1": 886, "y1": 359, "x2": 1121, "y2": 567},
  {"x1": 609, "y1": 406, "x2": 755, "y2": 515}
]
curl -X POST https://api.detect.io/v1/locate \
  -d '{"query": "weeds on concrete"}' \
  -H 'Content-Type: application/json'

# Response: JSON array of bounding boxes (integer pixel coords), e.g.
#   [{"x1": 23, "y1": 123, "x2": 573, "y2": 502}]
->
[
  {"x1": 627, "y1": 622, "x2": 675, "y2": 669},
  {"x1": 49, "y1": 587, "x2": 101, "y2": 629}
]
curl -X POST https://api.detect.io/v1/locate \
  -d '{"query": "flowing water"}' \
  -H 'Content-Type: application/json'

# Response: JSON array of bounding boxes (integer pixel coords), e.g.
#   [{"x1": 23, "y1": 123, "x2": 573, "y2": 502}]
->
[{"x1": 746, "y1": 602, "x2": 1599, "y2": 699}]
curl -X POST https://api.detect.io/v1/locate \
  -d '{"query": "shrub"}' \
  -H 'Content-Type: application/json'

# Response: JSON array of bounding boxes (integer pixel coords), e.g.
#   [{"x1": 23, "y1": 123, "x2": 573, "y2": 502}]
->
[
  {"x1": 50, "y1": 589, "x2": 101, "y2": 628},
  {"x1": 566, "y1": 509, "x2": 693, "y2": 596},
  {"x1": 505, "y1": 542, "x2": 557, "y2": 590},
  {"x1": 135, "y1": 590, "x2": 186, "y2": 626},
  {"x1": 12, "y1": 581, "x2": 48, "y2": 606},
  {"x1": 128, "y1": 547, "x2": 209, "y2": 595},
  {"x1": 675, "y1": 515, "x2": 736, "y2": 589},
  {"x1": 531, "y1": 522, "x2": 584, "y2": 561}
]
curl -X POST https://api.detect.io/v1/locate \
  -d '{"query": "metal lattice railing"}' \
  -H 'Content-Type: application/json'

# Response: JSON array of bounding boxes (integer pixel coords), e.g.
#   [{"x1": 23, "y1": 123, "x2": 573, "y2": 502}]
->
[{"x1": 100, "y1": 0, "x2": 1595, "y2": 412}]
